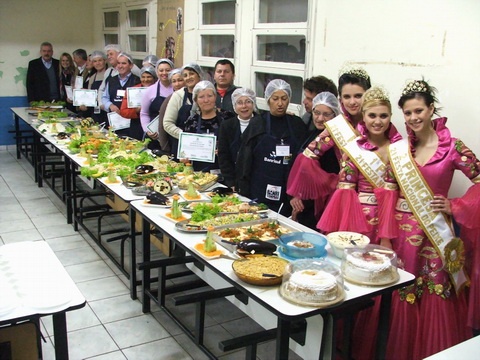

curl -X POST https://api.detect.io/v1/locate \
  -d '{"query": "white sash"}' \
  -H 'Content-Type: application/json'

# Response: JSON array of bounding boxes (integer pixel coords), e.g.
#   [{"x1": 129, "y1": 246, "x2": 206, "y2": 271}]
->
[
  {"x1": 343, "y1": 139, "x2": 386, "y2": 188},
  {"x1": 388, "y1": 139, "x2": 467, "y2": 292},
  {"x1": 324, "y1": 115, "x2": 358, "y2": 149}
]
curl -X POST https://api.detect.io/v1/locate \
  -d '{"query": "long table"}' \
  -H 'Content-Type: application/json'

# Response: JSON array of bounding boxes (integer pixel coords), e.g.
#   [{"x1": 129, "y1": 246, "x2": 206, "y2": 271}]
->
[
  {"x1": 129, "y1": 200, "x2": 415, "y2": 359},
  {"x1": 10, "y1": 107, "x2": 416, "y2": 359},
  {"x1": 0, "y1": 241, "x2": 86, "y2": 359}
]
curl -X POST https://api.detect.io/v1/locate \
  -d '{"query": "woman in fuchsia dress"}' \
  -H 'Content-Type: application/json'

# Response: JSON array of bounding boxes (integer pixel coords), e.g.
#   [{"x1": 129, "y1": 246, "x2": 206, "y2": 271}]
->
[{"x1": 376, "y1": 80, "x2": 480, "y2": 359}]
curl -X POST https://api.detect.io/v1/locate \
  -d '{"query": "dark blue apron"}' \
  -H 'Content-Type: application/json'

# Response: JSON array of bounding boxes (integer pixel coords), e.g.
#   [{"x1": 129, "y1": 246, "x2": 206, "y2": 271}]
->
[
  {"x1": 169, "y1": 88, "x2": 192, "y2": 158},
  {"x1": 192, "y1": 115, "x2": 220, "y2": 172},
  {"x1": 149, "y1": 82, "x2": 166, "y2": 119},
  {"x1": 250, "y1": 113, "x2": 296, "y2": 215}
]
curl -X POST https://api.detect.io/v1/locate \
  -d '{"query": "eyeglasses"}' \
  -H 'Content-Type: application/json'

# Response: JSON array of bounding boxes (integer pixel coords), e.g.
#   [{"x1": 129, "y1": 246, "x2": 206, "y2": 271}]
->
[
  {"x1": 313, "y1": 110, "x2": 335, "y2": 118},
  {"x1": 236, "y1": 100, "x2": 253, "y2": 106}
]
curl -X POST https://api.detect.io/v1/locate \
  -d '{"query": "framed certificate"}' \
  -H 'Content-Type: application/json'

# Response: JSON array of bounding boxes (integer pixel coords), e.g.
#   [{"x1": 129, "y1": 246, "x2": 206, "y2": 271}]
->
[
  {"x1": 178, "y1": 132, "x2": 216, "y2": 163},
  {"x1": 127, "y1": 87, "x2": 147, "y2": 108},
  {"x1": 146, "y1": 115, "x2": 159, "y2": 133},
  {"x1": 73, "y1": 89, "x2": 97, "y2": 107},
  {"x1": 107, "y1": 112, "x2": 131, "y2": 131}
]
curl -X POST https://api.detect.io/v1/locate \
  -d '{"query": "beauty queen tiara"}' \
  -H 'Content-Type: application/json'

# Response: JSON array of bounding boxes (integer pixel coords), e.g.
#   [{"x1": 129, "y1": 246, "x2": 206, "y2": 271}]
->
[
  {"x1": 363, "y1": 86, "x2": 389, "y2": 102},
  {"x1": 338, "y1": 64, "x2": 370, "y2": 81},
  {"x1": 401, "y1": 79, "x2": 429, "y2": 96}
]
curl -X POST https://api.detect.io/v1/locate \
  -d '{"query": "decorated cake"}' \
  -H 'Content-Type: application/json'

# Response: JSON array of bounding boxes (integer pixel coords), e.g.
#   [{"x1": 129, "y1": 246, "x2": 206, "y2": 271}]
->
[
  {"x1": 280, "y1": 260, "x2": 344, "y2": 306},
  {"x1": 282, "y1": 269, "x2": 338, "y2": 302},
  {"x1": 342, "y1": 245, "x2": 398, "y2": 285}
]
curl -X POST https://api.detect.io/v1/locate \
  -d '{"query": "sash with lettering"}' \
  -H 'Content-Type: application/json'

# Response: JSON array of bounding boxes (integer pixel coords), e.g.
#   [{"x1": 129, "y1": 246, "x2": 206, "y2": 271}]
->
[
  {"x1": 342, "y1": 138, "x2": 386, "y2": 189},
  {"x1": 324, "y1": 114, "x2": 358, "y2": 149},
  {"x1": 388, "y1": 139, "x2": 468, "y2": 293}
]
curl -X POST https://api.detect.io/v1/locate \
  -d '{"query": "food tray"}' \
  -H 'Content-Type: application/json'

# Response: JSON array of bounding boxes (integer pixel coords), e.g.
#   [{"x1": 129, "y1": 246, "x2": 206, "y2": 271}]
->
[
  {"x1": 213, "y1": 218, "x2": 301, "y2": 253},
  {"x1": 232, "y1": 256, "x2": 289, "y2": 286},
  {"x1": 174, "y1": 213, "x2": 265, "y2": 233},
  {"x1": 279, "y1": 285, "x2": 346, "y2": 308},
  {"x1": 178, "y1": 179, "x2": 218, "y2": 191}
]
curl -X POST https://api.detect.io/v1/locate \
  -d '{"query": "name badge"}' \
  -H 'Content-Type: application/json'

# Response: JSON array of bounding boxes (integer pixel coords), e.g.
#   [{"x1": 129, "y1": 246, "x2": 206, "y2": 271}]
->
[
  {"x1": 276, "y1": 145, "x2": 290, "y2": 156},
  {"x1": 265, "y1": 184, "x2": 281, "y2": 201},
  {"x1": 116, "y1": 89, "x2": 126, "y2": 98}
]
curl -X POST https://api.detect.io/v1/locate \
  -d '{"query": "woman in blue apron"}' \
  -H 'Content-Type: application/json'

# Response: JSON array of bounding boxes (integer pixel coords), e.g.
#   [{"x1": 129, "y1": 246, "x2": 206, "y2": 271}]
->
[
  {"x1": 218, "y1": 87, "x2": 257, "y2": 188},
  {"x1": 139, "y1": 58, "x2": 174, "y2": 149},
  {"x1": 162, "y1": 63, "x2": 203, "y2": 158},
  {"x1": 236, "y1": 79, "x2": 308, "y2": 215},
  {"x1": 77, "y1": 50, "x2": 108, "y2": 124}
]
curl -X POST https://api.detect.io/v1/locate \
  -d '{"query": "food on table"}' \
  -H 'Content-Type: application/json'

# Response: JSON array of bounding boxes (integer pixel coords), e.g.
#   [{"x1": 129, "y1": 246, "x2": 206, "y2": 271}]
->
[
  {"x1": 135, "y1": 164, "x2": 154, "y2": 174},
  {"x1": 204, "y1": 226, "x2": 217, "y2": 253},
  {"x1": 288, "y1": 241, "x2": 314, "y2": 248},
  {"x1": 341, "y1": 245, "x2": 398, "y2": 285},
  {"x1": 178, "y1": 172, "x2": 218, "y2": 189},
  {"x1": 326, "y1": 231, "x2": 370, "y2": 258},
  {"x1": 145, "y1": 191, "x2": 170, "y2": 205},
  {"x1": 184, "y1": 162, "x2": 193, "y2": 175},
  {"x1": 189, "y1": 213, "x2": 260, "y2": 228},
  {"x1": 236, "y1": 239, "x2": 277, "y2": 256},
  {"x1": 282, "y1": 269, "x2": 339, "y2": 302},
  {"x1": 166, "y1": 194, "x2": 186, "y2": 221},
  {"x1": 232, "y1": 256, "x2": 288, "y2": 286},
  {"x1": 105, "y1": 164, "x2": 120, "y2": 184},
  {"x1": 215, "y1": 221, "x2": 292, "y2": 242},
  {"x1": 152, "y1": 179, "x2": 173, "y2": 195},
  {"x1": 184, "y1": 182, "x2": 201, "y2": 200}
]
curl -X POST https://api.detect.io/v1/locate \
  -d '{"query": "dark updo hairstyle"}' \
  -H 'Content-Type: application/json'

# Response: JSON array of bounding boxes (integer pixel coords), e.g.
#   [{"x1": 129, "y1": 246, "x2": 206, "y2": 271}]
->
[
  {"x1": 398, "y1": 79, "x2": 440, "y2": 116},
  {"x1": 338, "y1": 69, "x2": 371, "y2": 95}
]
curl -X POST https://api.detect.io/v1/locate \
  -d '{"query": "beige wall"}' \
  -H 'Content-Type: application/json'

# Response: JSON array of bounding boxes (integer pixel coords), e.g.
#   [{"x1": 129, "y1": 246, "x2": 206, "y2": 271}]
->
[{"x1": 0, "y1": 0, "x2": 94, "y2": 97}]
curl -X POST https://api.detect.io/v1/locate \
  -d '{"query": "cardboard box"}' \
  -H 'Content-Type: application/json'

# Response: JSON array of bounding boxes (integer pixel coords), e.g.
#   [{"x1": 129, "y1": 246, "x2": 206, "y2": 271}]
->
[
  {"x1": 105, "y1": 194, "x2": 170, "y2": 256},
  {"x1": 0, "y1": 322, "x2": 39, "y2": 360}
]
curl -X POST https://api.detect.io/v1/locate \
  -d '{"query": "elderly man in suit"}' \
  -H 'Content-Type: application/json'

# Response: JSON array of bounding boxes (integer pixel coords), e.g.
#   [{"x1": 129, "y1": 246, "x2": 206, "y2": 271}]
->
[{"x1": 26, "y1": 42, "x2": 60, "y2": 102}]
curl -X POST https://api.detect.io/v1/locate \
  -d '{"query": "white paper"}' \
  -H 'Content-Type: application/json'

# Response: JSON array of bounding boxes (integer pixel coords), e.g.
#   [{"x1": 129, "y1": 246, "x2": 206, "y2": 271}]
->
[
  {"x1": 127, "y1": 87, "x2": 147, "y2": 108},
  {"x1": 107, "y1": 112, "x2": 131, "y2": 131},
  {"x1": 75, "y1": 76, "x2": 84, "y2": 89},
  {"x1": 65, "y1": 85, "x2": 73, "y2": 101},
  {"x1": 146, "y1": 115, "x2": 159, "y2": 133},
  {"x1": 73, "y1": 89, "x2": 97, "y2": 107},
  {"x1": 178, "y1": 132, "x2": 216, "y2": 163}
]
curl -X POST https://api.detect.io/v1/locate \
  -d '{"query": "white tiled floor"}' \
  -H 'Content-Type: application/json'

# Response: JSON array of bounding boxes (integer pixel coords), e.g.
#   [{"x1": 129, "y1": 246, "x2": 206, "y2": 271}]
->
[{"x1": 0, "y1": 147, "x2": 301, "y2": 360}]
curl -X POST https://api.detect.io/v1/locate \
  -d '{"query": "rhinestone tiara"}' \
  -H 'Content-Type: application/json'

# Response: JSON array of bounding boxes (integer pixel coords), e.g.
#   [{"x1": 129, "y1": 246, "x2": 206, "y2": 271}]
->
[
  {"x1": 338, "y1": 64, "x2": 370, "y2": 81},
  {"x1": 363, "y1": 86, "x2": 389, "y2": 103},
  {"x1": 402, "y1": 80, "x2": 429, "y2": 96}
]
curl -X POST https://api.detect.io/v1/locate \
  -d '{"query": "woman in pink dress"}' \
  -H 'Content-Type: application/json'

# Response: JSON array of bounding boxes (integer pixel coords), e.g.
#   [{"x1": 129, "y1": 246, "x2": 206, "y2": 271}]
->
[
  {"x1": 317, "y1": 87, "x2": 402, "y2": 359},
  {"x1": 287, "y1": 67, "x2": 371, "y2": 223},
  {"x1": 377, "y1": 80, "x2": 480, "y2": 359}
]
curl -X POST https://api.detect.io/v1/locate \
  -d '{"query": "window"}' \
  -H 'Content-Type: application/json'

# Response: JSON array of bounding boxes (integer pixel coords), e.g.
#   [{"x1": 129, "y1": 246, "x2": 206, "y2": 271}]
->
[
  {"x1": 202, "y1": 1, "x2": 235, "y2": 25},
  {"x1": 257, "y1": 35, "x2": 305, "y2": 64},
  {"x1": 201, "y1": 35, "x2": 235, "y2": 58},
  {"x1": 101, "y1": 2, "x2": 153, "y2": 65},
  {"x1": 258, "y1": 0, "x2": 308, "y2": 23}
]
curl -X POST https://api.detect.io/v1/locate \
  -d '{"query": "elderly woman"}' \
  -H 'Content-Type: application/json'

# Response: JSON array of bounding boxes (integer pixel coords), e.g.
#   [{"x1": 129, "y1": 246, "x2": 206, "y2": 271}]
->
[
  {"x1": 163, "y1": 63, "x2": 204, "y2": 157},
  {"x1": 236, "y1": 79, "x2": 308, "y2": 215},
  {"x1": 218, "y1": 88, "x2": 257, "y2": 188},
  {"x1": 287, "y1": 92, "x2": 341, "y2": 229},
  {"x1": 182, "y1": 80, "x2": 229, "y2": 172},
  {"x1": 140, "y1": 58, "x2": 174, "y2": 142}
]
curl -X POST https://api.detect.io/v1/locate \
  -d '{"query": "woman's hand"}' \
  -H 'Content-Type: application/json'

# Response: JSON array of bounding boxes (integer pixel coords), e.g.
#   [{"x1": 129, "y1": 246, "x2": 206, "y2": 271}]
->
[
  {"x1": 109, "y1": 104, "x2": 120, "y2": 114},
  {"x1": 380, "y1": 238, "x2": 393, "y2": 249},
  {"x1": 430, "y1": 195, "x2": 452, "y2": 215},
  {"x1": 146, "y1": 131, "x2": 159, "y2": 140},
  {"x1": 79, "y1": 105, "x2": 87, "y2": 111},
  {"x1": 290, "y1": 197, "x2": 304, "y2": 213}
]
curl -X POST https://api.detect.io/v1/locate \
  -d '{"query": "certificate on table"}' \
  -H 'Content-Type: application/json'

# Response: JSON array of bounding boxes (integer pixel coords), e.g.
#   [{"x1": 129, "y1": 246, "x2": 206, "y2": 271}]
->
[
  {"x1": 73, "y1": 89, "x2": 97, "y2": 107},
  {"x1": 65, "y1": 85, "x2": 73, "y2": 101},
  {"x1": 178, "y1": 132, "x2": 216, "y2": 163},
  {"x1": 127, "y1": 87, "x2": 147, "y2": 108},
  {"x1": 107, "y1": 112, "x2": 131, "y2": 131},
  {"x1": 146, "y1": 115, "x2": 159, "y2": 133}
]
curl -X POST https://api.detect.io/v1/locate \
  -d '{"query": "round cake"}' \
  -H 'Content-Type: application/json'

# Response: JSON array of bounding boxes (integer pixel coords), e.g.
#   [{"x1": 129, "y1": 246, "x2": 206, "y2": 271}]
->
[
  {"x1": 342, "y1": 251, "x2": 396, "y2": 284},
  {"x1": 282, "y1": 269, "x2": 338, "y2": 303}
]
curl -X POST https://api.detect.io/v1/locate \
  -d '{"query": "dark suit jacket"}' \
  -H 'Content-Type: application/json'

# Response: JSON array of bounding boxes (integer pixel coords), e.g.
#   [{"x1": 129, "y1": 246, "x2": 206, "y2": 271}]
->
[{"x1": 26, "y1": 57, "x2": 60, "y2": 102}]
